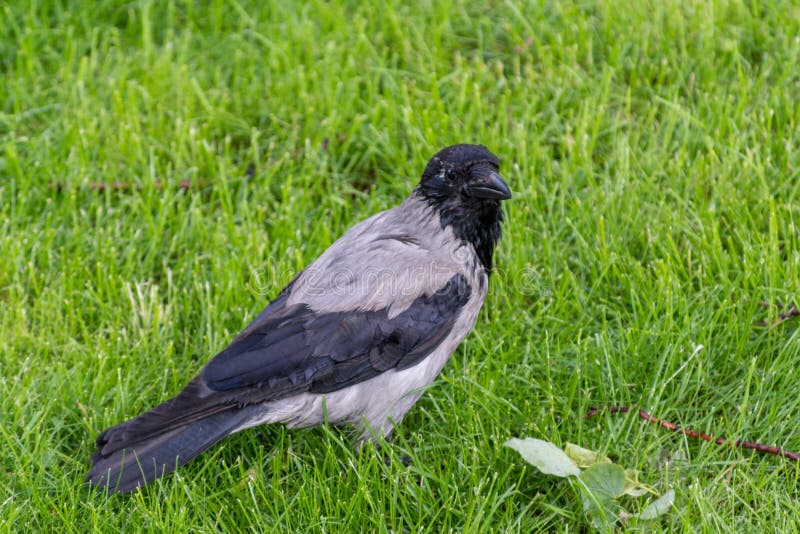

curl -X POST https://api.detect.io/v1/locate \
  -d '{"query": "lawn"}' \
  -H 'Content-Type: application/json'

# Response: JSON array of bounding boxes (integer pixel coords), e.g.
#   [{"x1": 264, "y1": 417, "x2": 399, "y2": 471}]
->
[{"x1": 2, "y1": 0, "x2": 800, "y2": 531}]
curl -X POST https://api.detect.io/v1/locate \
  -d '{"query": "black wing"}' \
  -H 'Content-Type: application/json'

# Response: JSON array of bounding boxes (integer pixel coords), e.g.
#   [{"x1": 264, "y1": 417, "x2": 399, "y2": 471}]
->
[
  {"x1": 201, "y1": 273, "x2": 471, "y2": 395},
  {"x1": 87, "y1": 273, "x2": 472, "y2": 479}
]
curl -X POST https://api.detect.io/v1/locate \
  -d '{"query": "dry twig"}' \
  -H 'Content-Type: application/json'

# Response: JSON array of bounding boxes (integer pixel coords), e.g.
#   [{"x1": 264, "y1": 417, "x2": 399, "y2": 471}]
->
[
  {"x1": 586, "y1": 405, "x2": 800, "y2": 461},
  {"x1": 753, "y1": 301, "x2": 800, "y2": 327}
]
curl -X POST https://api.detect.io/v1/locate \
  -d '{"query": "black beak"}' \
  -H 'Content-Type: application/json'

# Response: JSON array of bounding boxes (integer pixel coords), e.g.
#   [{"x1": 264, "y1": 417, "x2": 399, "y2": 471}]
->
[{"x1": 464, "y1": 171, "x2": 512, "y2": 200}]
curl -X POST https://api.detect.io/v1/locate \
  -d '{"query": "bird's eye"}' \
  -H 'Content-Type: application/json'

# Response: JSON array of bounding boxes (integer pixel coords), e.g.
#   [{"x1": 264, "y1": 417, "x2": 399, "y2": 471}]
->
[{"x1": 436, "y1": 169, "x2": 454, "y2": 181}]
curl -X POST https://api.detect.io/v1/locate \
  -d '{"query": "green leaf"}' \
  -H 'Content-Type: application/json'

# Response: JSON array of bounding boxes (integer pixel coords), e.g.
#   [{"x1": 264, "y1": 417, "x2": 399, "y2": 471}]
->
[
  {"x1": 622, "y1": 469, "x2": 650, "y2": 497},
  {"x1": 504, "y1": 438, "x2": 581, "y2": 477},
  {"x1": 564, "y1": 443, "x2": 612, "y2": 467},
  {"x1": 578, "y1": 463, "x2": 627, "y2": 529},
  {"x1": 588, "y1": 499, "x2": 622, "y2": 530},
  {"x1": 639, "y1": 489, "x2": 675, "y2": 520},
  {"x1": 579, "y1": 462, "x2": 627, "y2": 502}
]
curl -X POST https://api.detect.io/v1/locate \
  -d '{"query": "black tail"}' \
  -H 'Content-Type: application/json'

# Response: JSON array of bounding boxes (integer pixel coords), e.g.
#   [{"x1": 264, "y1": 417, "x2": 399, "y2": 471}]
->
[{"x1": 86, "y1": 392, "x2": 262, "y2": 494}]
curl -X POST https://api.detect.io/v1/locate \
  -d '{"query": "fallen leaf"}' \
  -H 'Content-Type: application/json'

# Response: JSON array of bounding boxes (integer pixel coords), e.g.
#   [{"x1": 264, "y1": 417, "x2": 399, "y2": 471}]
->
[
  {"x1": 623, "y1": 468, "x2": 650, "y2": 497},
  {"x1": 579, "y1": 463, "x2": 627, "y2": 529},
  {"x1": 504, "y1": 438, "x2": 581, "y2": 477},
  {"x1": 565, "y1": 442, "x2": 612, "y2": 467},
  {"x1": 639, "y1": 489, "x2": 675, "y2": 520},
  {"x1": 579, "y1": 462, "x2": 626, "y2": 503}
]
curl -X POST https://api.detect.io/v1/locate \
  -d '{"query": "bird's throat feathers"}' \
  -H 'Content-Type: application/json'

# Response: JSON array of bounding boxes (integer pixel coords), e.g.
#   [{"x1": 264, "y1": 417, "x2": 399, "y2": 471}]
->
[{"x1": 415, "y1": 189, "x2": 504, "y2": 273}]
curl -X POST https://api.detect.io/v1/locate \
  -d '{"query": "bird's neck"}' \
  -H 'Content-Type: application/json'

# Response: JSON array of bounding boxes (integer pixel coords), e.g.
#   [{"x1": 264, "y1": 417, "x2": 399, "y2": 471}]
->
[{"x1": 415, "y1": 191, "x2": 504, "y2": 273}]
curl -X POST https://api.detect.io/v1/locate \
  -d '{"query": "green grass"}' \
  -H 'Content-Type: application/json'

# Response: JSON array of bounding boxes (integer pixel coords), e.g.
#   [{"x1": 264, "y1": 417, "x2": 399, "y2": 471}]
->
[{"x1": 2, "y1": 0, "x2": 800, "y2": 530}]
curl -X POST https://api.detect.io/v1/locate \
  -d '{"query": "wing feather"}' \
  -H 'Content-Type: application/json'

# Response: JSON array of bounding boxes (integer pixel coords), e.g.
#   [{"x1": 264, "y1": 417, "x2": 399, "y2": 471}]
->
[{"x1": 201, "y1": 273, "x2": 471, "y2": 394}]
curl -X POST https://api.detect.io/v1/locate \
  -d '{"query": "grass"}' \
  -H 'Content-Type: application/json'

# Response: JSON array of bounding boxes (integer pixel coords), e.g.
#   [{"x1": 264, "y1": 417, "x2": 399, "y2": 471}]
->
[{"x1": 2, "y1": 0, "x2": 800, "y2": 530}]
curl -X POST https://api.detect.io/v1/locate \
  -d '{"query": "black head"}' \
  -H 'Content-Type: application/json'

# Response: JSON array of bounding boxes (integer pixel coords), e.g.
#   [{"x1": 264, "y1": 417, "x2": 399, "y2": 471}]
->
[{"x1": 416, "y1": 144, "x2": 511, "y2": 272}]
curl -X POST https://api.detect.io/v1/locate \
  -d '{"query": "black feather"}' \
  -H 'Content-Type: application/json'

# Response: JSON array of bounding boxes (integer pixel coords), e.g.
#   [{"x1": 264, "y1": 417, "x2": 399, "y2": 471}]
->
[
  {"x1": 87, "y1": 274, "x2": 470, "y2": 492},
  {"x1": 416, "y1": 144, "x2": 505, "y2": 272},
  {"x1": 202, "y1": 273, "x2": 471, "y2": 392},
  {"x1": 86, "y1": 404, "x2": 263, "y2": 494}
]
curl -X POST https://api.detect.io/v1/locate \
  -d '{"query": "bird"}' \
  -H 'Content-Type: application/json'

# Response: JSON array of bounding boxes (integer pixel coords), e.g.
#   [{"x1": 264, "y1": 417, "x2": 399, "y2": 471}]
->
[{"x1": 86, "y1": 143, "x2": 512, "y2": 493}]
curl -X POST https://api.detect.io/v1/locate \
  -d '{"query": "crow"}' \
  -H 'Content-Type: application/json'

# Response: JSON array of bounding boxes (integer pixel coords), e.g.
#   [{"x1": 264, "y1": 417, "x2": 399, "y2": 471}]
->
[{"x1": 86, "y1": 144, "x2": 512, "y2": 493}]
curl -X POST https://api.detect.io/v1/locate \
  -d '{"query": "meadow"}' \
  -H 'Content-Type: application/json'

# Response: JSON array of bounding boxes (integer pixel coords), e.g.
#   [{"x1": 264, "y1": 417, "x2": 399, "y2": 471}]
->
[{"x1": 2, "y1": 0, "x2": 800, "y2": 530}]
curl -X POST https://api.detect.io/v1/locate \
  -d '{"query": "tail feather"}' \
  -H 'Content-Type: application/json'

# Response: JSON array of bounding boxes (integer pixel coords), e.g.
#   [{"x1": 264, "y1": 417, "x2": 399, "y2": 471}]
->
[{"x1": 86, "y1": 404, "x2": 261, "y2": 494}]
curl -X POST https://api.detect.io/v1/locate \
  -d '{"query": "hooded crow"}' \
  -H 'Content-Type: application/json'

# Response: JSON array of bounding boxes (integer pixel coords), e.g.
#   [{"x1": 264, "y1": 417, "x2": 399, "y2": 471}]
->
[{"x1": 86, "y1": 143, "x2": 512, "y2": 493}]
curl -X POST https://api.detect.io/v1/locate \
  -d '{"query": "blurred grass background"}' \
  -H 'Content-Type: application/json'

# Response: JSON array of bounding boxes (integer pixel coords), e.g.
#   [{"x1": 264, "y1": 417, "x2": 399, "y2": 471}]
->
[{"x1": 2, "y1": 0, "x2": 800, "y2": 530}]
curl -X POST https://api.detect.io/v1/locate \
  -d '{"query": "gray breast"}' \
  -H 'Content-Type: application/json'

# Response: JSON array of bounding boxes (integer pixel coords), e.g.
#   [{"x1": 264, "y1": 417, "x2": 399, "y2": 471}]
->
[{"x1": 288, "y1": 195, "x2": 483, "y2": 316}]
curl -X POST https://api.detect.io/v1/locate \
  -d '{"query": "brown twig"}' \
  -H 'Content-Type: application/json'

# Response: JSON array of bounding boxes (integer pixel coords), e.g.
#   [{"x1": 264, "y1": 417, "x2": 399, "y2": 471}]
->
[
  {"x1": 753, "y1": 301, "x2": 800, "y2": 327},
  {"x1": 50, "y1": 180, "x2": 199, "y2": 193},
  {"x1": 586, "y1": 405, "x2": 800, "y2": 462}
]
